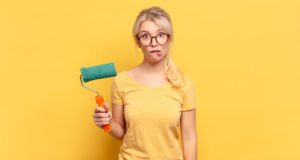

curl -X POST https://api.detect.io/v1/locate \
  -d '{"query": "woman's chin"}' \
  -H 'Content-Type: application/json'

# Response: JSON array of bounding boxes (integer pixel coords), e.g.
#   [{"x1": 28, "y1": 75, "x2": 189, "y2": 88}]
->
[{"x1": 146, "y1": 56, "x2": 166, "y2": 64}]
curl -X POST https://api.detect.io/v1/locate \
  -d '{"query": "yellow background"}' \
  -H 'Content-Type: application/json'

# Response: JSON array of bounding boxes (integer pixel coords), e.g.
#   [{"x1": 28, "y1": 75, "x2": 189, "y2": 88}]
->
[{"x1": 0, "y1": 0, "x2": 299, "y2": 160}]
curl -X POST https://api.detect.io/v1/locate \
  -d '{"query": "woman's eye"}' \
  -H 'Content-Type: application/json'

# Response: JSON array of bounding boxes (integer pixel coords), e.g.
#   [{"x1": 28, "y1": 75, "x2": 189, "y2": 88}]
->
[
  {"x1": 158, "y1": 33, "x2": 165, "y2": 37},
  {"x1": 142, "y1": 34, "x2": 150, "y2": 39}
]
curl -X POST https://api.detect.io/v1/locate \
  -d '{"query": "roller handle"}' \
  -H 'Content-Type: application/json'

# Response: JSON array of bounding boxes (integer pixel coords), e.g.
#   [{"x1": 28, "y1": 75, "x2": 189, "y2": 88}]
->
[{"x1": 95, "y1": 95, "x2": 112, "y2": 133}]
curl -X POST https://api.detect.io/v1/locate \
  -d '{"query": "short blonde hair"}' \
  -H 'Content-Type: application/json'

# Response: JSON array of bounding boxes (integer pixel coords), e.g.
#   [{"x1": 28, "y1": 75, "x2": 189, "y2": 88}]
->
[{"x1": 132, "y1": 6, "x2": 185, "y2": 89}]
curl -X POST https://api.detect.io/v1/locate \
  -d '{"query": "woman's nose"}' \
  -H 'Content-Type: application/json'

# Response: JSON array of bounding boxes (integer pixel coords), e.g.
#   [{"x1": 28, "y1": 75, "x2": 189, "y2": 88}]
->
[{"x1": 150, "y1": 37, "x2": 158, "y2": 47}]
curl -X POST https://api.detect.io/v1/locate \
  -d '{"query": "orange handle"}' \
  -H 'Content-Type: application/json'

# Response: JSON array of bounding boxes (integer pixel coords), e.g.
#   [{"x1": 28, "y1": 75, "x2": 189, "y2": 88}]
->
[{"x1": 95, "y1": 95, "x2": 112, "y2": 133}]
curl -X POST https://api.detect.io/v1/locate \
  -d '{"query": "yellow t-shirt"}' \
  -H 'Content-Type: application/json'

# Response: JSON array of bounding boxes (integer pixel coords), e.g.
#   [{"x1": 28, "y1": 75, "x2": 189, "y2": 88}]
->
[{"x1": 111, "y1": 71, "x2": 196, "y2": 160}]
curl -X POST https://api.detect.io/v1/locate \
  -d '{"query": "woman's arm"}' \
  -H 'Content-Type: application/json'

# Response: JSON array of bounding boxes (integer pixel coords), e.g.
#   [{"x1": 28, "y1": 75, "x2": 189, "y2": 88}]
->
[
  {"x1": 181, "y1": 109, "x2": 197, "y2": 160},
  {"x1": 108, "y1": 104, "x2": 126, "y2": 140}
]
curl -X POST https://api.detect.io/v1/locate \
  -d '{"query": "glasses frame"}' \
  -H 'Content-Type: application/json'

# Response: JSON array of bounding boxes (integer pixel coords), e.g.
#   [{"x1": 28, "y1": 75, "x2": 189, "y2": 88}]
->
[{"x1": 137, "y1": 32, "x2": 171, "y2": 46}]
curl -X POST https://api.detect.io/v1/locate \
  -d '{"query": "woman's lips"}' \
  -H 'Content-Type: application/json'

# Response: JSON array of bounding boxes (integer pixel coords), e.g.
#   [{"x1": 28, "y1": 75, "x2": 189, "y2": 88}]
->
[{"x1": 150, "y1": 50, "x2": 161, "y2": 53}]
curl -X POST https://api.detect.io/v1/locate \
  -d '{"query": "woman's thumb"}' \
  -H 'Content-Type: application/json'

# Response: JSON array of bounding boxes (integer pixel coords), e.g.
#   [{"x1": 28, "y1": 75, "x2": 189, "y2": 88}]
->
[{"x1": 103, "y1": 102, "x2": 110, "y2": 112}]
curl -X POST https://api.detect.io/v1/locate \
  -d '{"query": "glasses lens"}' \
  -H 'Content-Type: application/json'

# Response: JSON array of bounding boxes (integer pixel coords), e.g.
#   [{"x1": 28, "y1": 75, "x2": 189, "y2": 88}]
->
[
  {"x1": 156, "y1": 33, "x2": 168, "y2": 45},
  {"x1": 139, "y1": 35, "x2": 151, "y2": 46}
]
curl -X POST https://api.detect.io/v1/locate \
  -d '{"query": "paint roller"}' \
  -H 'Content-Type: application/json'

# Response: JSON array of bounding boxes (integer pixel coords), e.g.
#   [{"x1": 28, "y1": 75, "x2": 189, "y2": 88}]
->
[{"x1": 80, "y1": 62, "x2": 117, "y2": 132}]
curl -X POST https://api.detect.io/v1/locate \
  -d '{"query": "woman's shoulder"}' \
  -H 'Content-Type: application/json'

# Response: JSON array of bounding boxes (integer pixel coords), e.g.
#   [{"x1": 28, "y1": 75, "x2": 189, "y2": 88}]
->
[
  {"x1": 112, "y1": 68, "x2": 140, "y2": 91},
  {"x1": 113, "y1": 68, "x2": 138, "y2": 83},
  {"x1": 113, "y1": 70, "x2": 127, "y2": 81},
  {"x1": 113, "y1": 66, "x2": 139, "y2": 81}
]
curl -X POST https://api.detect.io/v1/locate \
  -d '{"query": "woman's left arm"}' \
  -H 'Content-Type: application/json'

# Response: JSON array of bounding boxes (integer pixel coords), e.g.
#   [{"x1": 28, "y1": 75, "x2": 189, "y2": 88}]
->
[{"x1": 181, "y1": 109, "x2": 197, "y2": 160}]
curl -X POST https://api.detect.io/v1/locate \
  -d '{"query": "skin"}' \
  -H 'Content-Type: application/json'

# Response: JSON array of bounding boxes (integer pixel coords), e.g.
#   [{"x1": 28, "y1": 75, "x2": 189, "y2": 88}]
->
[{"x1": 93, "y1": 20, "x2": 197, "y2": 160}]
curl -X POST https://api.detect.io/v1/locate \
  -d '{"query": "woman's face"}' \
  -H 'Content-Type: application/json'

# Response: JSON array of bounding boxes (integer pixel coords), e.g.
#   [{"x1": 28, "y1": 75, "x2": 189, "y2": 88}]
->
[{"x1": 137, "y1": 20, "x2": 171, "y2": 64}]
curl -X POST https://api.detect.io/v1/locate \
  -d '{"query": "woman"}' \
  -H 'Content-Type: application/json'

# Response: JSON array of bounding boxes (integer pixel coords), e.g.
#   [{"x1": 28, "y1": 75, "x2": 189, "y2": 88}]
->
[{"x1": 94, "y1": 6, "x2": 197, "y2": 160}]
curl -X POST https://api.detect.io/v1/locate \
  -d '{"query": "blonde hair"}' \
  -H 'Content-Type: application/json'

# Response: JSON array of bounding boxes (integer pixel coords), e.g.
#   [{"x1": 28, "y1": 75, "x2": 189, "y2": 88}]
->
[{"x1": 132, "y1": 6, "x2": 185, "y2": 89}]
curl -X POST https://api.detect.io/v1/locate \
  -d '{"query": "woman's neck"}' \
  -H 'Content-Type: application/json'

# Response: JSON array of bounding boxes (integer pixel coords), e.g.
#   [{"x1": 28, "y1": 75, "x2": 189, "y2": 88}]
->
[{"x1": 139, "y1": 59, "x2": 166, "y2": 75}]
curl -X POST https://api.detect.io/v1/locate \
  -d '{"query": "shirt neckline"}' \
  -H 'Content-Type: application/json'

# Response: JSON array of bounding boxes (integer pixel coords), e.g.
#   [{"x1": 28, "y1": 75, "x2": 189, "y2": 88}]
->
[{"x1": 123, "y1": 70, "x2": 171, "y2": 88}]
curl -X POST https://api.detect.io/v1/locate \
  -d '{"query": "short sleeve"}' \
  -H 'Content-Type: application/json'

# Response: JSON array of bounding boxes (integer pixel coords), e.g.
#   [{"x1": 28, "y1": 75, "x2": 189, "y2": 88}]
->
[
  {"x1": 111, "y1": 78, "x2": 123, "y2": 105},
  {"x1": 181, "y1": 78, "x2": 197, "y2": 111}
]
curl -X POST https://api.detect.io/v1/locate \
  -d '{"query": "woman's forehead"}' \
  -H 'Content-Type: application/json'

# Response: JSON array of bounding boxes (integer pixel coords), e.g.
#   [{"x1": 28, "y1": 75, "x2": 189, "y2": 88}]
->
[{"x1": 139, "y1": 21, "x2": 167, "y2": 34}]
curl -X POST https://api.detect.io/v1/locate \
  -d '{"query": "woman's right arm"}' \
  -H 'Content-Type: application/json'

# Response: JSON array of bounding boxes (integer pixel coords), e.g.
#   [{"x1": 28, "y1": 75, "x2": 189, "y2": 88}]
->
[
  {"x1": 108, "y1": 103, "x2": 126, "y2": 140},
  {"x1": 94, "y1": 102, "x2": 126, "y2": 140}
]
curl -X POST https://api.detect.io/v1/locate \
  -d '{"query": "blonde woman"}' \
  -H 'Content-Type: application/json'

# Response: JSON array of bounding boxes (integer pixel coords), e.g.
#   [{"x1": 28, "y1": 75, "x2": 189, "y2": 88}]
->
[{"x1": 94, "y1": 6, "x2": 197, "y2": 160}]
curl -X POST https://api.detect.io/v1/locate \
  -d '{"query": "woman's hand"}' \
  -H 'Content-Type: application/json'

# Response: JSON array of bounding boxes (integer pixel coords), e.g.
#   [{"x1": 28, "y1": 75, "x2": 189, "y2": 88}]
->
[{"x1": 93, "y1": 102, "x2": 112, "y2": 128}]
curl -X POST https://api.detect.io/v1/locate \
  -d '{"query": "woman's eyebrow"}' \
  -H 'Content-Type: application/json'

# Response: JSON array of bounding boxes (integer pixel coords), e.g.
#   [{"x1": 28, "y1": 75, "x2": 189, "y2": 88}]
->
[{"x1": 139, "y1": 30, "x2": 150, "y2": 34}]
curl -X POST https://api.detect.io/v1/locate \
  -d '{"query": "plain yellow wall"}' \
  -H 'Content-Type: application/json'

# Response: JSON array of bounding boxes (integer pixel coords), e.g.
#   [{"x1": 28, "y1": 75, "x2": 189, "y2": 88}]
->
[{"x1": 0, "y1": 0, "x2": 299, "y2": 160}]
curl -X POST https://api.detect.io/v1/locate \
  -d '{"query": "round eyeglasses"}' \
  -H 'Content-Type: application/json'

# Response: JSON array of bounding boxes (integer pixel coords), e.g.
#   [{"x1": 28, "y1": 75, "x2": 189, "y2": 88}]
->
[{"x1": 137, "y1": 32, "x2": 170, "y2": 46}]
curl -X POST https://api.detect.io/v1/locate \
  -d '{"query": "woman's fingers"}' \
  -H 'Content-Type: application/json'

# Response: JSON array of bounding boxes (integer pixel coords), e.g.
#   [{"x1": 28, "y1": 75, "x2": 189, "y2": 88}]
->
[
  {"x1": 103, "y1": 102, "x2": 110, "y2": 112},
  {"x1": 94, "y1": 116, "x2": 111, "y2": 126},
  {"x1": 93, "y1": 102, "x2": 111, "y2": 128},
  {"x1": 94, "y1": 117, "x2": 111, "y2": 122},
  {"x1": 95, "y1": 121, "x2": 111, "y2": 126},
  {"x1": 94, "y1": 112, "x2": 110, "y2": 118},
  {"x1": 95, "y1": 106, "x2": 105, "y2": 113},
  {"x1": 95, "y1": 102, "x2": 110, "y2": 113}
]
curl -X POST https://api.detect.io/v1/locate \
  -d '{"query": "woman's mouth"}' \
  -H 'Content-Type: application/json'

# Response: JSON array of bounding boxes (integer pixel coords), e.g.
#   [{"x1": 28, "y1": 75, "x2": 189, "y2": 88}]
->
[{"x1": 149, "y1": 50, "x2": 161, "y2": 54}]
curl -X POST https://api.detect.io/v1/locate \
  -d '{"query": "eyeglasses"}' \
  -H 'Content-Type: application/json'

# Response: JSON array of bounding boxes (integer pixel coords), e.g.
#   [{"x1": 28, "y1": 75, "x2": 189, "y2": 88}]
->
[{"x1": 137, "y1": 32, "x2": 170, "y2": 46}]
